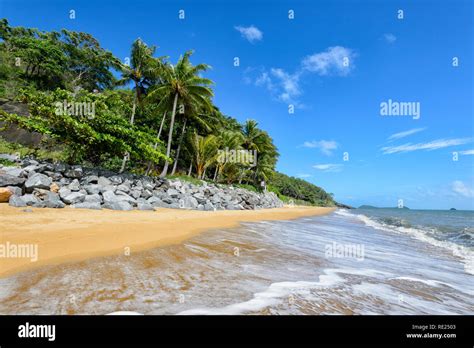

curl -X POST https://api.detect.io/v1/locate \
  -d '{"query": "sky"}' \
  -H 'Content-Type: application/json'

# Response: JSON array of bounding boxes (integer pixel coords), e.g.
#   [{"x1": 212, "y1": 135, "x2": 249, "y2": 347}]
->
[{"x1": 1, "y1": 0, "x2": 473, "y2": 209}]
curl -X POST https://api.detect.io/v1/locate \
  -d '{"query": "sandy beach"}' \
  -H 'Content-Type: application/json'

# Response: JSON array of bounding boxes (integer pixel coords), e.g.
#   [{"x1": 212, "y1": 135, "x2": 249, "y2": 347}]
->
[{"x1": 0, "y1": 204, "x2": 335, "y2": 278}]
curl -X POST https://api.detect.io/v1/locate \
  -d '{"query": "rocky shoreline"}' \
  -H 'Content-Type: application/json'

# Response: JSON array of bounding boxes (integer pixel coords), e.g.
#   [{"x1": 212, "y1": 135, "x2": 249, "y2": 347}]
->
[{"x1": 0, "y1": 154, "x2": 284, "y2": 211}]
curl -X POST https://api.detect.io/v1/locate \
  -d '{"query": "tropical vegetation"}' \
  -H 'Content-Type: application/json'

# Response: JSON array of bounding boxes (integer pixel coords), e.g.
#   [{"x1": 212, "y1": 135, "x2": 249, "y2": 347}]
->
[{"x1": 0, "y1": 19, "x2": 335, "y2": 206}]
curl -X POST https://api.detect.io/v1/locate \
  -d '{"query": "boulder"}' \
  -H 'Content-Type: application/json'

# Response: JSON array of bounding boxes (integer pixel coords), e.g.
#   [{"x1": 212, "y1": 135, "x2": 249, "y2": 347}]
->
[
  {"x1": 64, "y1": 166, "x2": 83, "y2": 178},
  {"x1": 50, "y1": 182, "x2": 60, "y2": 193},
  {"x1": 2, "y1": 167, "x2": 25, "y2": 177},
  {"x1": 137, "y1": 201, "x2": 154, "y2": 211},
  {"x1": 97, "y1": 176, "x2": 112, "y2": 186},
  {"x1": 167, "y1": 188, "x2": 180, "y2": 197},
  {"x1": 9, "y1": 195, "x2": 27, "y2": 207},
  {"x1": 83, "y1": 184, "x2": 101, "y2": 195},
  {"x1": 179, "y1": 196, "x2": 198, "y2": 209},
  {"x1": 61, "y1": 191, "x2": 86, "y2": 204},
  {"x1": 0, "y1": 174, "x2": 26, "y2": 187},
  {"x1": 42, "y1": 192, "x2": 65, "y2": 208},
  {"x1": 68, "y1": 179, "x2": 81, "y2": 191},
  {"x1": 72, "y1": 201, "x2": 102, "y2": 210},
  {"x1": 83, "y1": 175, "x2": 99, "y2": 184},
  {"x1": 103, "y1": 201, "x2": 133, "y2": 211},
  {"x1": 84, "y1": 194, "x2": 102, "y2": 204},
  {"x1": 24, "y1": 173, "x2": 52, "y2": 192}
]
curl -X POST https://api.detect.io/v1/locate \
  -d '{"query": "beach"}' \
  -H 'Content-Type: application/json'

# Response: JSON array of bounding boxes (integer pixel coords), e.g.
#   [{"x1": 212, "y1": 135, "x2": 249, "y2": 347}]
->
[
  {"x1": 0, "y1": 208, "x2": 472, "y2": 315},
  {"x1": 0, "y1": 204, "x2": 335, "y2": 278}
]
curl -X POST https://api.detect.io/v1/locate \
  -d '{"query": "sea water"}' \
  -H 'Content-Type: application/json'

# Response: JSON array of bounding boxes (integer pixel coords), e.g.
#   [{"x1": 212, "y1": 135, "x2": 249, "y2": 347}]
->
[{"x1": 0, "y1": 209, "x2": 472, "y2": 315}]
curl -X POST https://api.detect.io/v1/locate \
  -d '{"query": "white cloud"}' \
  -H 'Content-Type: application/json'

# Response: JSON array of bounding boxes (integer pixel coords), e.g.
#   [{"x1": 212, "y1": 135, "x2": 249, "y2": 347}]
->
[
  {"x1": 235, "y1": 25, "x2": 263, "y2": 43},
  {"x1": 384, "y1": 33, "x2": 397, "y2": 44},
  {"x1": 270, "y1": 68, "x2": 301, "y2": 102},
  {"x1": 460, "y1": 149, "x2": 474, "y2": 155},
  {"x1": 381, "y1": 138, "x2": 472, "y2": 154},
  {"x1": 388, "y1": 128, "x2": 426, "y2": 141},
  {"x1": 312, "y1": 164, "x2": 343, "y2": 172},
  {"x1": 302, "y1": 46, "x2": 355, "y2": 76},
  {"x1": 302, "y1": 140, "x2": 338, "y2": 155},
  {"x1": 451, "y1": 181, "x2": 474, "y2": 198},
  {"x1": 296, "y1": 174, "x2": 312, "y2": 178}
]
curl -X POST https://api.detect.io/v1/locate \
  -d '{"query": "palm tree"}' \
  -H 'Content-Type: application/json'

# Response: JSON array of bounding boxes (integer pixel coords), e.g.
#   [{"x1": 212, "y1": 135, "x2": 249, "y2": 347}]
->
[
  {"x1": 147, "y1": 50, "x2": 214, "y2": 177},
  {"x1": 117, "y1": 38, "x2": 162, "y2": 173},
  {"x1": 213, "y1": 130, "x2": 244, "y2": 182},
  {"x1": 188, "y1": 131, "x2": 218, "y2": 179}
]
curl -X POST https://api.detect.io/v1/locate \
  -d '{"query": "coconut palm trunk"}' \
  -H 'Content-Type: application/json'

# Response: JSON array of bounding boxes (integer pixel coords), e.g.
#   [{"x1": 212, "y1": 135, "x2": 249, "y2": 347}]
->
[
  {"x1": 160, "y1": 93, "x2": 179, "y2": 177},
  {"x1": 119, "y1": 96, "x2": 137, "y2": 173},
  {"x1": 145, "y1": 111, "x2": 167, "y2": 175},
  {"x1": 187, "y1": 162, "x2": 193, "y2": 176},
  {"x1": 171, "y1": 118, "x2": 187, "y2": 175}
]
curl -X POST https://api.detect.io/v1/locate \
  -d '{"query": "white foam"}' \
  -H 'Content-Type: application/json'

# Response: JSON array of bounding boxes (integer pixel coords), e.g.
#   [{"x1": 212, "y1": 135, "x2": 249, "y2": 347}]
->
[{"x1": 336, "y1": 209, "x2": 474, "y2": 275}]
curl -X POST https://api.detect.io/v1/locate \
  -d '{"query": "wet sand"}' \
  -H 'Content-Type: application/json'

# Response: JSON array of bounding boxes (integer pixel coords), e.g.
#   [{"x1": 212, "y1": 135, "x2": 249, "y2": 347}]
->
[{"x1": 0, "y1": 204, "x2": 335, "y2": 278}]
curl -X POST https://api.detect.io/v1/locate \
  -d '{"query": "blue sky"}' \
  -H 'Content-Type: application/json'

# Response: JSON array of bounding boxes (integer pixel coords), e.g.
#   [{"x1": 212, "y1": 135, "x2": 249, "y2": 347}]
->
[{"x1": 1, "y1": 0, "x2": 473, "y2": 209}]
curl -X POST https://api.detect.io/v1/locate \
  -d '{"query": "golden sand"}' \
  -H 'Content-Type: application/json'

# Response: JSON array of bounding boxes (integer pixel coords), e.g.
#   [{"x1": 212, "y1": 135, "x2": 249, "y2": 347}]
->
[{"x1": 0, "y1": 204, "x2": 335, "y2": 278}]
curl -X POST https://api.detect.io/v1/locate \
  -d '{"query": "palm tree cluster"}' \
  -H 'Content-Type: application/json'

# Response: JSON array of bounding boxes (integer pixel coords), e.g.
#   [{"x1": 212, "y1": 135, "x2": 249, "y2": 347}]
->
[{"x1": 119, "y1": 39, "x2": 279, "y2": 186}]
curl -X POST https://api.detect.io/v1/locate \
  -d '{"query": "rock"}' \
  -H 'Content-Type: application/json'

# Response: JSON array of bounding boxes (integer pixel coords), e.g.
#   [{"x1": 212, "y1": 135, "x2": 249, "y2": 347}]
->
[
  {"x1": 178, "y1": 196, "x2": 198, "y2": 209},
  {"x1": 2, "y1": 167, "x2": 25, "y2": 177},
  {"x1": 97, "y1": 176, "x2": 112, "y2": 186},
  {"x1": 115, "y1": 191, "x2": 136, "y2": 205},
  {"x1": 54, "y1": 163, "x2": 68, "y2": 173},
  {"x1": 24, "y1": 173, "x2": 52, "y2": 192},
  {"x1": 108, "y1": 175, "x2": 123, "y2": 185},
  {"x1": 0, "y1": 187, "x2": 13, "y2": 202},
  {"x1": 73, "y1": 202, "x2": 102, "y2": 210},
  {"x1": 58, "y1": 187, "x2": 71, "y2": 199},
  {"x1": 68, "y1": 179, "x2": 81, "y2": 191},
  {"x1": 103, "y1": 201, "x2": 133, "y2": 211},
  {"x1": 61, "y1": 191, "x2": 86, "y2": 204},
  {"x1": 83, "y1": 184, "x2": 101, "y2": 195},
  {"x1": 0, "y1": 153, "x2": 20, "y2": 162},
  {"x1": 50, "y1": 182, "x2": 60, "y2": 193},
  {"x1": 42, "y1": 192, "x2": 65, "y2": 208},
  {"x1": 137, "y1": 201, "x2": 154, "y2": 211},
  {"x1": 0, "y1": 174, "x2": 26, "y2": 187},
  {"x1": 44, "y1": 171, "x2": 63, "y2": 181},
  {"x1": 64, "y1": 166, "x2": 83, "y2": 178},
  {"x1": 6, "y1": 186, "x2": 22, "y2": 196},
  {"x1": 204, "y1": 203, "x2": 216, "y2": 211},
  {"x1": 167, "y1": 188, "x2": 180, "y2": 197},
  {"x1": 21, "y1": 194, "x2": 40, "y2": 206},
  {"x1": 83, "y1": 175, "x2": 99, "y2": 184},
  {"x1": 116, "y1": 184, "x2": 130, "y2": 193},
  {"x1": 84, "y1": 194, "x2": 102, "y2": 204},
  {"x1": 141, "y1": 178, "x2": 155, "y2": 191},
  {"x1": 140, "y1": 189, "x2": 153, "y2": 199},
  {"x1": 130, "y1": 189, "x2": 142, "y2": 199},
  {"x1": 9, "y1": 195, "x2": 27, "y2": 207}
]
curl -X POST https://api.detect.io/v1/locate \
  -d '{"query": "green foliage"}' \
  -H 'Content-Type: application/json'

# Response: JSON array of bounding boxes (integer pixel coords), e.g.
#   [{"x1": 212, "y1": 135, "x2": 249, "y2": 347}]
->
[
  {"x1": 268, "y1": 172, "x2": 336, "y2": 206},
  {"x1": 0, "y1": 20, "x2": 337, "y2": 207},
  {"x1": 0, "y1": 88, "x2": 168, "y2": 165}
]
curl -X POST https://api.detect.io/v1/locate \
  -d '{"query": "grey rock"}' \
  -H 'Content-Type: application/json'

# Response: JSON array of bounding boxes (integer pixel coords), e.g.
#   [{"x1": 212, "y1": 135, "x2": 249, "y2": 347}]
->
[
  {"x1": 73, "y1": 201, "x2": 102, "y2": 210},
  {"x1": 83, "y1": 184, "x2": 101, "y2": 195},
  {"x1": 108, "y1": 175, "x2": 123, "y2": 185},
  {"x1": 2, "y1": 167, "x2": 25, "y2": 177},
  {"x1": 140, "y1": 189, "x2": 153, "y2": 199},
  {"x1": 179, "y1": 196, "x2": 198, "y2": 209},
  {"x1": 9, "y1": 195, "x2": 27, "y2": 207},
  {"x1": 0, "y1": 153, "x2": 20, "y2": 162},
  {"x1": 84, "y1": 194, "x2": 102, "y2": 204},
  {"x1": 6, "y1": 186, "x2": 22, "y2": 196},
  {"x1": 103, "y1": 201, "x2": 133, "y2": 211},
  {"x1": 64, "y1": 166, "x2": 83, "y2": 178},
  {"x1": 54, "y1": 163, "x2": 68, "y2": 173},
  {"x1": 97, "y1": 176, "x2": 112, "y2": 186},
  {"x1": 137, "y1": 202, "x2": 154, "y2": 211},
  {"x1": 167, "y1": 188, "x2": 180, "y2": 197},
  {"x1": 44, "y1": 171, "x2": 63, "y2": 181},
  {"x1": 61, "y1": 191, "x2": 86, "y2": 204},
  {"x1": 116, "y1": 184, "x2": 130, "y2": 193},
  {"x1": 204, "y1": 203, "x2": 216, "y2": 211},
  {"x1": 0, "y1": 174, "x2": 26, "y2": 187},
  {"x1": 25, "y1": 173, "x2": 52, "y2": 192},
  {"x1": 42, "y1": 192, "x2": 65, "y2": 208},
  {"x1": 68, "y1": 179, "x2": 81, "y2": 191},
  {"x1": 83, "y1": 175, "x2": 99, "y2": 184}
]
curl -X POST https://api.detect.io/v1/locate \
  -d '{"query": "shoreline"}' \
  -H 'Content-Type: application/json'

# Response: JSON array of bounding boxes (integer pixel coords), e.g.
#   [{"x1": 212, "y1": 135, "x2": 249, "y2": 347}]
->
[{"x1": 0, "y1": 204, "x2": 336, "y2": 278}]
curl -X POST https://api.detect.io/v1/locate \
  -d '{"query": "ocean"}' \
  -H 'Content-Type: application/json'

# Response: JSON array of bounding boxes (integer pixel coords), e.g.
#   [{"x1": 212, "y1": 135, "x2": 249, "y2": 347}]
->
[{"x1": 0, "y1": 208, "x2": 472, "y2": 315}]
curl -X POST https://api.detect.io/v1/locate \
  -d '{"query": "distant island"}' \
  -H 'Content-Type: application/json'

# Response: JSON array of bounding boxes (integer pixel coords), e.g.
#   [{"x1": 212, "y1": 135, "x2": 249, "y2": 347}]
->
[{"x1": 358, "y1": 205, "x2": 410, "y2": 210}]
